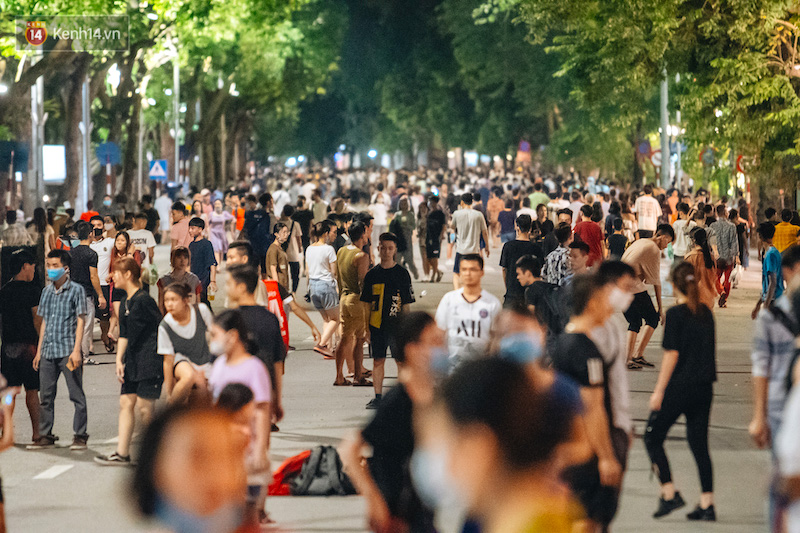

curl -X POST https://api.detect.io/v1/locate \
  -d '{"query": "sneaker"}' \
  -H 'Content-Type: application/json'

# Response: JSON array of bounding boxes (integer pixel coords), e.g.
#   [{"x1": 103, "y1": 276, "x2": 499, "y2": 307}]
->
[
  {"x1": 94, "y1": 452, "x2": 131, "y2": 466},
  {"x1": 653, "y1": 492, "x2": 685, "y2": 518},
  {"x1": 632, "y1": 356, "x2": 655, "y2": 368},
  {"x1": 271, "y1": 423, "x2": 280, "y2": 432},
  {"x1": 83, "y1": 357, "x2": 99, "y2": 365},
  {"x1": 26, "y1": 435, "x2": 56, "y2": 450},
  {"x1": 366, "y1": 397, "x2": 381, "y2": 410},
  {"x1": 687, "y1": 504, "x2": 716, "y2": 521},
  {"x1": 70, "y1": 436, "x2": 88, "y2": 451}
]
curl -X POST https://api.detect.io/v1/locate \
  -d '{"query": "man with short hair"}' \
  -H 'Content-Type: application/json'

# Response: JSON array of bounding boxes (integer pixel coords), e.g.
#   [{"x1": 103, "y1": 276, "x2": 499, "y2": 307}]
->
[
  {"x1": 0, "y1": 250, "x2": 42, "y2": 444},
  {"x1": 529, "y1": 182, "x2": 551, "y2": 213},
  {"x1": 543, "y1": 209, "x2": 572, "y2": 257},
  {"x1": 568, "y1": 190, "x2": 584, "y2": 227},
  {"x1": 28, "y1": 249, "x2": 89, "y2": 450},
  {"x1": 435, "y1": 253, "x2": 501, "y2": 369},
  {"x1": 708, "y1": 204, "x2": 739, "y2": 307},
  {"x1": 71, "y1": 220, "x2": 106, "y2": 363},
  {"x1": 425, "y1": 195, "x2": 447, "y2": 283},
  {"x1": 243, "y1": 193, "x2": 278, "y2": 276},
  {"x1": 566, "y1": 240, "x2": 591, "y2": 281},
  {"x1": 635, "y1": 184, "x2": 662, "y2": 239},
  {"x1": 773, "y1": 209, "x2": 800, "y2": 253},
  {"x1": 542, "y1": 223, "x2": 574, "y2": 286},
  {"x1": 89, "y1": 215, "x2": 114, "y2": 352},
  {"x1": 170, "y1": 201, "x2": 192, "y2": 249},
  {"x1": 621, "y1": 224, "x2": 675, "y2": 369},
  {"x1": 1, "y1": 210, "x2": 32, "y2": 246},
  {"x1": 671, "y1": 202, "x2": 695, "y2": 263},
  {"x1": 360, "y1": 233, "x2": 415, "y2": 409},
  {"x1": 499, "y1": 214, "x2": 542, "y2": 308},
  {"x1": 129, "y1": 212, "x2": 157, "y2": 266},
  {"x1": 451, "y1": 192, "x2": 490, "y2": 290},
  {"x1": 486, "y1": 187, "x2": 505, "y2": 247},
  {"x1": 140, "y1": 194, "x2": 160, "y2": 237},
  {"x1": 188, "y1": 217, "x2": 217, "y2": 306}
]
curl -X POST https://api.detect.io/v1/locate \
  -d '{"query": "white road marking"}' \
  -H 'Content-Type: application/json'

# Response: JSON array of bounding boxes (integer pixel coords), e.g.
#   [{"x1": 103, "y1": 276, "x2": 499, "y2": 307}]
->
[
  {"x1": 103, "y1": 436, "x2": 119, "y2": 444},
  {"x1": 33, "y1": 465, "x2": 74, "y2": 479}
]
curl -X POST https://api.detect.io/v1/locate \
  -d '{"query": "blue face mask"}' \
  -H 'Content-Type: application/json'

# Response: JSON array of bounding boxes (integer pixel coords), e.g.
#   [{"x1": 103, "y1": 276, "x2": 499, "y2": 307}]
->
[
  {"x1": 103, "y1": 199, "x2": 112, "y2": 207},
  {"x1": 154, "y1": 493, "x2": 244, "y2": 533},
  {"x1": 498, "y1": 332, "x2": 544, "y2": 365},
  {"x1": 70, "y1": 239, "x2": 81, "y2": 248},
  {"x1": 46, "y1": 267, "x2": 65, "y2": 281},
  {"x1": 428, "y1": 347, "x2": 451, "y2": 378}
]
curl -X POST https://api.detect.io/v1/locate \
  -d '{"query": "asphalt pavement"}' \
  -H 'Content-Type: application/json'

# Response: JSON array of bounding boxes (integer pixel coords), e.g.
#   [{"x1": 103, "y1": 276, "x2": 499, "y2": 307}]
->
[{"x1": 2, "y1": 242, "x2": 771, "y2": 532}]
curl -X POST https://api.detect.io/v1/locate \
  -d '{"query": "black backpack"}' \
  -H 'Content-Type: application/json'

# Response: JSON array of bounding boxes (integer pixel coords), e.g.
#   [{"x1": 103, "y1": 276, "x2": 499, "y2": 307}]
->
[
  {"x1": 531, "y1": 281, "x2": 569, "y2": 336},
  {"x1": 289, "y1": 445, "x2": 356, "y2": 496}
]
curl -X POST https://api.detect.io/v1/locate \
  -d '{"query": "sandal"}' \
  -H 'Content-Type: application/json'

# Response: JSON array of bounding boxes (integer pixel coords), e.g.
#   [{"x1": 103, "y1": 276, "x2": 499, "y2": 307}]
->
[
  {"x1": 633, "y1": 356, "x2": 654, "y2": 368},
  {"x1": 627, "y1": 361, "x2": 642, "y2": 370},
  {"x1": 352, "y1": 377, "x2": 373, "y2": 387},
  {"x1": 333, "y1": 379, "x2": 353, "y2": 386},
  {"x1": 314, "y1": 345, "x2": 333, "y2": 358}
]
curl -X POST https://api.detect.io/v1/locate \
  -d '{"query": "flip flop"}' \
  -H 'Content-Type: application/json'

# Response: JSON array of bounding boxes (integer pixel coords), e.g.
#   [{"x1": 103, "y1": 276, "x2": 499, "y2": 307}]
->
[
  {"x1": 333, "y1": 379, "x2": 353, "y2": 386},
  {"x1": 352, "y1": 378, "x2": 373, "y2": 387}
]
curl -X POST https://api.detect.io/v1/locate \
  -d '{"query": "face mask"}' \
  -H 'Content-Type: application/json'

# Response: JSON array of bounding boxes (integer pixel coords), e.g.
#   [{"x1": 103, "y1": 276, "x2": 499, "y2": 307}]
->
[
  {"x1": 105, "y1": 223, "x2": 114, "y2": 231},
  {"x1": 498, "y1": 332, "x2": 543, "y2": 365},
  {"x1": 154, "y1": 493, "x2": 244, "y2": 533},
  {"x1": 409, "y1": 447, "x2": 464, "y2": 511},
  {"x1": 93, "y1": 228, "x2": 103, "y2": 237},
  {"x1": 428, "y1": 347, "x2": 451, "y2": 378},
  {"x1": 47, "y1": 267, "x2": 65, "y2": 281},
  {"x1": 608, "y1": 286, "x2": 634, "y2": 313},
  {"x1": 208, "y1": 339, "x2": 226, "y2": 357},
  {"x1": 215, "y1": 206, "x2": 223, "y2": 213},
  {"x1": 103, "y1": 199, "x2": 112, "y2": 207},
  {"x1": 70, "y1": 239, "x2": 81, "y2": 248}
]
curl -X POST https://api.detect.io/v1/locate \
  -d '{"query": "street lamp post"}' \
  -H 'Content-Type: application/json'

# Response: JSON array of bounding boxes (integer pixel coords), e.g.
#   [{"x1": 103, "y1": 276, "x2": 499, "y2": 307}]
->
[{"x1": 659, "y1": 66, "x2": 670, "y2": 189}]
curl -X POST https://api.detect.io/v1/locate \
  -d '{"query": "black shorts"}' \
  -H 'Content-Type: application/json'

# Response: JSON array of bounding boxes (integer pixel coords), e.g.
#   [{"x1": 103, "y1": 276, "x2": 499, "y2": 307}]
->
[
  {"x1": 369, "y1": 326, "x2": 391, "y2": 359},
  {"x1": 453, "y1": 252, "x2": 463, "y2": 273},
  {"x1": 638, "y1": 229, "x2": 654, "y2": 239},
  {"x1": 1, "y1": 343, "x2": 38, "y2": 390},
  {"x1": 121, "y1": 376, "x2": 163, "y2": 400},
  {"x1": 111, "y1": 285, "x2": 127, "y2": 303},
  {"x1": 96, "y1": 286, "x2": 110, "y2": 320},
  {"x1": 425, "y1": 240, "x2": 441, "y2": 259},
  {"x1": 623, "y1": 291, "x2": 660, "y2": 333}
]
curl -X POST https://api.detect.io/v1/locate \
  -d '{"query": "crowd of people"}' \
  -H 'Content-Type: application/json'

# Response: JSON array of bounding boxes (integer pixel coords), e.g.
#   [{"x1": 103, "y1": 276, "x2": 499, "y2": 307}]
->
[{"x1": 0, "y1": 165, "x2": 798, "y2": 532}]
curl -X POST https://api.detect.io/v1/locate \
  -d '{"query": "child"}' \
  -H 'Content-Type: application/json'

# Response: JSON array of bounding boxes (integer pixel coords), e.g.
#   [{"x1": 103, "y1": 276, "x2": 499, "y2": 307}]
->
[
  {"x1": 607, "y1": 218, "x2": 628, "y2": 259},
  {"x1": 156, "y1": 247, "x2": 202, "y2": 314},
  {"x1": 752, "y1": 222, "x2": 784, "y2": 319},
  {"x1": 187, "y1": 217, "x2": 218, "y2": 306}
]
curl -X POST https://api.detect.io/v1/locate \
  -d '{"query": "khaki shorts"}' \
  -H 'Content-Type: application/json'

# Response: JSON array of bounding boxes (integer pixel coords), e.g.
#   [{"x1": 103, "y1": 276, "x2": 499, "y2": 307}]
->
[{"x1": 340, "y1": 293, "x2": 367, "y2": 338}]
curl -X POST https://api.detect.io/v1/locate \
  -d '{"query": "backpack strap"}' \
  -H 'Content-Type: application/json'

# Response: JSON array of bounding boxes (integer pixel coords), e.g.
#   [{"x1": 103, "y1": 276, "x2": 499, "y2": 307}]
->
[{"x1": 290, "y1": 446, "x2": 324, "y2": 495}]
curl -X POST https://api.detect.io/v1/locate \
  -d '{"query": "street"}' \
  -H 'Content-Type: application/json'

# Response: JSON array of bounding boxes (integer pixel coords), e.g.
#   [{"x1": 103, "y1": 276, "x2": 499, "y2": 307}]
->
[{"x1": 3, "y1": 242, "x2": 770, "y2": 533}]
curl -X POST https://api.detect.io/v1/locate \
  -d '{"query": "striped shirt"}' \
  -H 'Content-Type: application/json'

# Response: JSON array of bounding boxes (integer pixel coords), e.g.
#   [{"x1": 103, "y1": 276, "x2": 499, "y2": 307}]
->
[{"x1": 37, "y1": 278, "x2": 87, "y2": 360}]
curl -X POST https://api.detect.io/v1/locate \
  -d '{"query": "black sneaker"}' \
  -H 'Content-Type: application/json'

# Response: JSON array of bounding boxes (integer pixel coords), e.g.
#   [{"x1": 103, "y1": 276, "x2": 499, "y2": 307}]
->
[
  {"x1": 687, "y1": 504, "x2": 716, "y2": 521},
  {"x1": 633, "y1": 356, "x2": 655, "y2": 368},
  {"x1": 653, "y1": 492, "x2": 685, "y2": 518},
  {"x1": 94, "y1": 452, "x2": 131, "y2": 466},
  {"x1": 26, "y1": 435, "x2": 56, "y2": 450},
  {"x1": 366, "y1": 397, "x2": 381, "y2": 410}
]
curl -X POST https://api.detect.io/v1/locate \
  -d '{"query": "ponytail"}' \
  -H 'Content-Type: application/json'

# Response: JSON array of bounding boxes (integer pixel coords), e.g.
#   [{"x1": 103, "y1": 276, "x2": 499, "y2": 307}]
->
[
  {"x1": 689, "y1": 227, "x2": 714, "y2": 269},
  {"x1": 670, "y1": 262, "x2": 701, "y2": 313}
]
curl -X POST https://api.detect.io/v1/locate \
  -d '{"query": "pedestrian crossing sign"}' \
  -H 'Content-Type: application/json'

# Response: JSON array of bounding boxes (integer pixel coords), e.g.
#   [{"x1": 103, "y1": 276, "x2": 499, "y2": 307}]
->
[{"x1": 149, "y1": 159, "x2": 168, "y2": 180}]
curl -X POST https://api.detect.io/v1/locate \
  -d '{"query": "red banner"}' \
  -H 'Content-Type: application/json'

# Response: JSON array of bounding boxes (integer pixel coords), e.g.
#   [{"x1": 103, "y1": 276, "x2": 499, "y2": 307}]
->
[{"x1": 263, "y1": 279, "x2": 289, "y2": 347}]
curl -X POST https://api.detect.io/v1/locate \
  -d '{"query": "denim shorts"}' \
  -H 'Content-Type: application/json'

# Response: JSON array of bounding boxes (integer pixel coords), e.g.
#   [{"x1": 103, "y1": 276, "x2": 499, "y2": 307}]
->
[{"x1": 309, "y1": 279, "x2": 339, "y2": 311}]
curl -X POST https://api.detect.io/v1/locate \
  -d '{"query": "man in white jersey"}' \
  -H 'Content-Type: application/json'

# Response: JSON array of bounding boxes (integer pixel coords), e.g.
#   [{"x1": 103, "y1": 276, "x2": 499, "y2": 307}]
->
[
  {"x1": 435, "y1": 253, "x2": 501, "y2": 368},
  {"x1": 634, "y1": 184, "x2": 662, "y2": 238}
]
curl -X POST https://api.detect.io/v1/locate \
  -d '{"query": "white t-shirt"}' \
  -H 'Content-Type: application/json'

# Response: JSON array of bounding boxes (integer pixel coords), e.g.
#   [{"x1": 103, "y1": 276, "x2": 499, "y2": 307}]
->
[
  {"x1": 634, "y1": 195, "x2": 662, "y2": 232},
  {"x1": 155, "y1": 195, "x2": 172, "y2": 232},
  {"x1": 128, "y1": 229, "x2": 156, "y2": 265},
  {"x1": 306, "y1": 244, "x2": 337, "y2": 282},
  {"x1": 517, "y1": 207, "x2": 537, "y2": 221},
  {"x1": 435, "y1": 288, "x2": 501, "y2": 366},
  {"x1": 273, "y1": 190, "x2": 291, "y2": 218},
  {"x1": 452, "y1": 208, "x2": 487, "y2": 255},
  {"x1": 671, "y1": 219, "x2": 697, "y2": 257},
  {"x1": 157, "y1": 304, "x2": 214, "y2": 355},
  {"x1": 369, "y1": 202, "x2": 389, "y2": 226},
  {"x1": 568, "y1": 201, "x2": 584, "y2": 227},
  {"x1": 589, "y1": 315, "x2": 632, "y2": 434},
  {"x1": 90, "y1": 237, "x2": 114, "y2": 285},
  {"x1": 778, "y1": 384, "x2": 800, "y2": 532}
]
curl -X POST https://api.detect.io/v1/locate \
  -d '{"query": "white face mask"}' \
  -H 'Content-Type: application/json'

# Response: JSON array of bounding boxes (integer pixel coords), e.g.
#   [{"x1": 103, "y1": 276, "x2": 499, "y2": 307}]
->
[
  {"x1": 608, "y1": 286, "x2": 634, "y2": 313},
  {"x1": 208, "y1": 337, "x2": 228, "y2": 356},
  {"x1": 409, "y1": 447, "x2": 465, "y2": 511}
]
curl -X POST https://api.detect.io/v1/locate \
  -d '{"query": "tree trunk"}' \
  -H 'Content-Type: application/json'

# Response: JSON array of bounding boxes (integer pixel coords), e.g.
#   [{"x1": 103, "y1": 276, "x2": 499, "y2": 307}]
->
[
  {"x1": 121, "y1": 93, "x2": 142, "y2": 201},
  {"x1": 59, "y1": 53, "x2": 92, "y2": 207}
]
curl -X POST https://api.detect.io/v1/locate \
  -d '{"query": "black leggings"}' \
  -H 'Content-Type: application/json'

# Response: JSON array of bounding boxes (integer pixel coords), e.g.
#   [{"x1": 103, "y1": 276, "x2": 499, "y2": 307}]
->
[
  {"x1": 644, "y1": 382, "x2": 714, "y2": 493},
  {"x1": 289, "y1": 261, "x2": 300, "y2": 293}
]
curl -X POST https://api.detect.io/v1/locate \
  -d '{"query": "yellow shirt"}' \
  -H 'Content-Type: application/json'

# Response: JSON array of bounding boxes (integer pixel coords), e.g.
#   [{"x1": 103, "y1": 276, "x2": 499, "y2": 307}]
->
[{"x1": 774, "y1": 222, "x2": 800, "y2": 252}]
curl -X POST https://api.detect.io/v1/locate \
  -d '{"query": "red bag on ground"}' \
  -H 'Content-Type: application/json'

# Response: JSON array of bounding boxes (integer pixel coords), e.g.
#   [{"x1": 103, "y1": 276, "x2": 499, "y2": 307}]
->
[{"x1": 268, "y1": 449, "x2": 312, "y2": 496}]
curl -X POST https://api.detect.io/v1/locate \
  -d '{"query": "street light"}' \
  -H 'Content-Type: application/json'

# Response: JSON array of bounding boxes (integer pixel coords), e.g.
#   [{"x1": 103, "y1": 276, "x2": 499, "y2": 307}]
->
[
  {"x1": 0, "y1": 84, "x2": 8, "y2": 95},
  {"x1": 367, "y1": 149, "x2": 377, "y2": 159}
]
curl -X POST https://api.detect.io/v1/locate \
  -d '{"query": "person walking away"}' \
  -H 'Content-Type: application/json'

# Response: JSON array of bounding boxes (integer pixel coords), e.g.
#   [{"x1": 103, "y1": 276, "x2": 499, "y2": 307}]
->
[
  {"x1": 280, "y1": 206, "x2": 303, "y2": 293},
  {"x1": 684, "y1": 228, "x2": 720, "y2": 311},
  {"x1": 28, "y1": 249, "x2": 89, "y2": 450},
  {"x1": 644, "y1": 262, "x2": 717, "y2": 521},
  {"x1": 208, "y1": 199, "x2": 235, "y2": 267},
  {"x1": 497, "y1": 199, "x2": 517, "y2": 244},
  {"x1": 154, "y1": 192, "x2": 172, "y2": 242},
  {"x1": 542, "y1": 223, "x2": 574, "y2": 287},
  {"x1": 225, "y1": 265, "x2": 286, "y2": 432},
  {"x1": 187, "y1": 217, "x2": 218, "y2": 306},
  {"x1": 487, "y1": 187, "x2": 505, "y2": 248},
  {"x1": 335, "y1": 223, "x2": 371, "y2": 387},
  {"x1": 435, "y1": 254, "x2": 501, "y2": 369},
  {"x1": 573, "y1": 204, "x2": 605, "y2": 267},
  {"x1": 671, "y1": 202, "x2": 695, "y2": 264},
  {"x1": 393, "y1": 198, "x2": 418, "y2": 280},
  {"x1": 451, "y1": 193, "x2": 490, "y2": 290},
  {"x1": 306, "y1": 220, "x2": 340, "y2": 358},
  {"x1": 95, "y1": 257, "x2": 163, "y2": 466},
  {"x1": 0, "y1": 251, "x2": 41, "y2": 444},
  {"x1": 499, "y1": 214, "x2": 542, "y2": 308},
  {"x1": 1, "y1": 210, "x2": 32, "y2": 246},
  {"x1": 549, "y1": 273, "x2": 624, "y2": 532},
  {"x1": 360, "y1": 233, "x2": 415, "y2": 409},
  {"x1": 207, "y1": 310, "x2": 272, "y2": 525},
  {"x1": 607, "y1": 219, "x2": 628, "y2": 260},
  {"x1": 425, "y1": 195, "x2": 446, "y2": 283},
  {"x1": 417, "y1": 201, "x2": 430, "y2": 279},
  {"x1": 369, "y1": 185, "x2": 390, "y2": 260},
  {"x1": 157, "y1": 282, "x2": 213, "y2": 404},
  {"x1": 621, "y1": 224, "x2": 675, "y2": 369},
  {"x1": 71, "y1": 221, "x2": 107, "y2": 364},
  {"x1": 635, "y1": 185, "x2": 662, "y2": 239},
  {"x1": 169, "y1": 201, "x2": 192, "y2": 250},
  {"x1": 292, "y1": 196, "x2": 315, "y2": 257},
  {"x1": 708, "y1": 204, "x2": 739, "y2": 308},
  {"x1": 773, "y1": 209, "x2": 800, "y2": 253}
]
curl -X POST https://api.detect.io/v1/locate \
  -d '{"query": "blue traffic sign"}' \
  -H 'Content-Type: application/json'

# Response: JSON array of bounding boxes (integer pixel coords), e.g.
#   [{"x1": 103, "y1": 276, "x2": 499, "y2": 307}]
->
[
  {"x1": 95, "y1": 142, "x2": 121, "y2": 165},
  {"x1": 149, "y1": 159, "x2": 168, "y2": 181}
]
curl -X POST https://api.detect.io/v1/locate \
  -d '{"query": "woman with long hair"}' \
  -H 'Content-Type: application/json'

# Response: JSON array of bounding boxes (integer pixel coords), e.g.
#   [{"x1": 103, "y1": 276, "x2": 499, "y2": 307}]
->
[
  {"x1": 684, "y1": 227, "x2": 720, "y2": 311},
  {"x1": 620, "y1": 200, "x2": 638, "y2": 242},
  {"x1": 191, "y1": 200, "x2": 209, "y2": 236},
  {"x1": 305, "y1": 220, "x2": 340, "y2": 358},
  {"x1": 108, "y1": 230, "x2": 133, "y2": 343},
  {"x1": 417, "y1": 201, "x2": 430, "y2": 278},
  {"x1": 644, "y1": 262, "x2": 717, "y2": 521}
]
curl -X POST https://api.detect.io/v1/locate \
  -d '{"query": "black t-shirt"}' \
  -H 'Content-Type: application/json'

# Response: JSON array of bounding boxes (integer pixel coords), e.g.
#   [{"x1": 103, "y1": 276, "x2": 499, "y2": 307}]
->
[
  {"x1": 143, "y1": 207, "x2": 160, "y2": 233},
  {"x1": 607, "y1": 233, "x2": 628, "y2": 259},
  {"x1": 0, "y1": 280, "x2": 42, "y2": 345},
  {"x1": 499, "y1": 239, "x2": 543, "y2": 307},
  {"x1": 662, "y1": 303, "x2": 717, "y2": 385},
  {"x1": 542, "y1": 231, "x2": 560, "y2": 258},
  {"x1": 238, "y1": 305, "x2": 287, "y2": 390},
  {"x1": 188, "y1": 239, "x2": 217, "y2": 287},
  {"x1": 362, "y1": 384, "x2": 434, "y2": 528},
  {"x1": 70, "y1": 244, "x2": 98, "y2": 299},
  {"x1": 550, "y1": 332, "x2": 613, "y2": 429},
  {"x1": 360, "y1": 264, "x2": 415, "y2": 331},
  {"x1": 291, "y1": 209, "x2": 315, "y2": 241},
  {"x1": 426, "y1": 210, "x2": 446, "y2": 243},
  {"x1": 119, "y1": 288, "x2": 163, "y2": 381}
]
